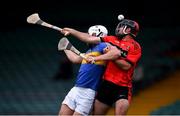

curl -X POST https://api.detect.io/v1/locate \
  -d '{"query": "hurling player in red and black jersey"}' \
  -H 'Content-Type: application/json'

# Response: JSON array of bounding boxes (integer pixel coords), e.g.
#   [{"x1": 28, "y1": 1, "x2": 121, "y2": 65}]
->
[{"x1": 61, "y1": 17, "x2": 142, "y2": 115}]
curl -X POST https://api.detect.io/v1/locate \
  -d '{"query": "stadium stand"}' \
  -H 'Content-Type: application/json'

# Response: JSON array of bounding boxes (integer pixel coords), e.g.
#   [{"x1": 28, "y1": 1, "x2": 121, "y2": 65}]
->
[
  {"x1": 0, "y1": 28, "x2": 78, "y2": 114},
  {"x1": 151, "y1": 100, "x2": 180, "y2": 115},
  {"x1": 0, "y1": 27, "x2": 180, "y2": 115}
]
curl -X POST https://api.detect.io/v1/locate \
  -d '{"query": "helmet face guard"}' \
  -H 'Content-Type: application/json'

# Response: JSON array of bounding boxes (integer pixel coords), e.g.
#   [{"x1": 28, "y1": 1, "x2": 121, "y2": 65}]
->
[{"x1": 115, "y1": 19, "x2": 139, "y2": 38}]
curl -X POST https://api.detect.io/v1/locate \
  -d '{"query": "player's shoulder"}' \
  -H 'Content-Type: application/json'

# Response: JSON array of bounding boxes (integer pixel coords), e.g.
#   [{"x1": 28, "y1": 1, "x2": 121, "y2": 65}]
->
[
  {"x1": 101, "y1": 35, "x2": 118, "y2": 41},
  {"x1": 121, "y1": 39, "x2": 141, "y2": 54},
  {"x1": 123, "y1": 39, "x2": 141, "y2": 48},
  {"x1": 104, "y1": 35, "x2": 118, "y2": 39},
  {"x1": 97, "y1": 42, "x2": 109, "y2": 48}
]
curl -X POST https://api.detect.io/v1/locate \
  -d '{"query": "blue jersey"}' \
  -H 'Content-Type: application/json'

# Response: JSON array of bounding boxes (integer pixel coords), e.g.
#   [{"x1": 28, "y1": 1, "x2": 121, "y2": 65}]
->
[{"x1": 75, "y1": 42, "x2": 107, "y2": 91}]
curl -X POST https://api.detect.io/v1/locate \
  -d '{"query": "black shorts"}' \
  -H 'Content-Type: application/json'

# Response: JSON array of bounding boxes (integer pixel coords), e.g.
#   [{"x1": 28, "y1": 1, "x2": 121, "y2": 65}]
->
[{"x1": 96, "y1": 80, "x2": 129, "y2": 106}]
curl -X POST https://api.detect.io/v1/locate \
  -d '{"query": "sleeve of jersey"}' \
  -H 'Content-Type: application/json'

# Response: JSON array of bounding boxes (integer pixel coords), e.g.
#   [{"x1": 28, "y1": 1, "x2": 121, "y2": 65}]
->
[
  {"x1": 100, "y1": 36, "x2": 110, "y2": 42},
  {"x1": 122, "y1": 44, "x2": 142, "y2": 65},
  {"x1": 98, "y1": 43, "x2": 108, "y2": 53}
]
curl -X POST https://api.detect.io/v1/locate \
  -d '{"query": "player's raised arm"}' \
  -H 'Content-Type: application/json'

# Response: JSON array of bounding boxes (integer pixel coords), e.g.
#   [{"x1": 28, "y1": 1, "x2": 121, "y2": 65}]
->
[
  {"x1": 61, "y1": 28, "x2": 101, "y2": 44},
  {"x1": 64, "y1": 50, "x2": 83, "y2": 64}
]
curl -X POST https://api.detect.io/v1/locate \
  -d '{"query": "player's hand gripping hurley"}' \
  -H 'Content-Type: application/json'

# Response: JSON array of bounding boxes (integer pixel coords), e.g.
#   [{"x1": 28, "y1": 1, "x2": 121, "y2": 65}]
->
[
  {"x1": 27, "y1": 13, "x2": 69, "y2": 35},
  {"x1": 27, "y1": 13, "x2": 91, "y2": 61}
]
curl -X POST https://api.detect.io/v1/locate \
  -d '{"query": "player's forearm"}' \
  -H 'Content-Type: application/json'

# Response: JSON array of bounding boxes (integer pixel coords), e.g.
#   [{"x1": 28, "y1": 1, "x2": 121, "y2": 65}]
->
[
  {"x1": 94, "y1": 53, "x2": 118, "y2": 61},
  {"x1": 114, "y1": 59, "x2": 131, "y2": 70},
  {"x1": 68, "y1": 29, "x2": 100, "y2": 44},
  {"x1": 64, "y1": 50, "x2": 82, "y2": 63},
  {"x1": 94, "y1": 47, "x2": 121, "y2": 61}
]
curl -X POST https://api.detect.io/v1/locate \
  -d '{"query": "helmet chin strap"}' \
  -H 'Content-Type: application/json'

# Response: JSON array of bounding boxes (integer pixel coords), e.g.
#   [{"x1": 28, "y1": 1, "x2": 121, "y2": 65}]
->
[
  {"x1": 130, "y1": 33, "x2": 136, "y2": 38},
  {"x1": 97, "y1": 32, "x2": 103, "y2": 37}
]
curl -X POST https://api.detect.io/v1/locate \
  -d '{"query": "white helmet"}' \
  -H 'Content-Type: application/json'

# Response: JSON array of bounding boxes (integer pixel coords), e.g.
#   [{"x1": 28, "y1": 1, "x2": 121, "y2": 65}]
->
[{"x1": 88, "y1": 25, "x2": 108, "y2": 37}]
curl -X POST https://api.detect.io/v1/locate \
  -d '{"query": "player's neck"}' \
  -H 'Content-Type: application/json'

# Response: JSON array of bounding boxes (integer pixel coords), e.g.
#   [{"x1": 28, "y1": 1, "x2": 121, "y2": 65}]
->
[{"x1": 122, "y1": 35, "x2": 134, "y2": 41}]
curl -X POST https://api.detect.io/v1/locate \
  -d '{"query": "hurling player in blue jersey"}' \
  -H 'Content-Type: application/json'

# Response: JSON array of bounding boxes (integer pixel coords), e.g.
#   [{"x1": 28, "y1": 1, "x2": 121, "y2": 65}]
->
[{"x1": 59, "y1": 25, "x2": 114, "y2": 116}]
